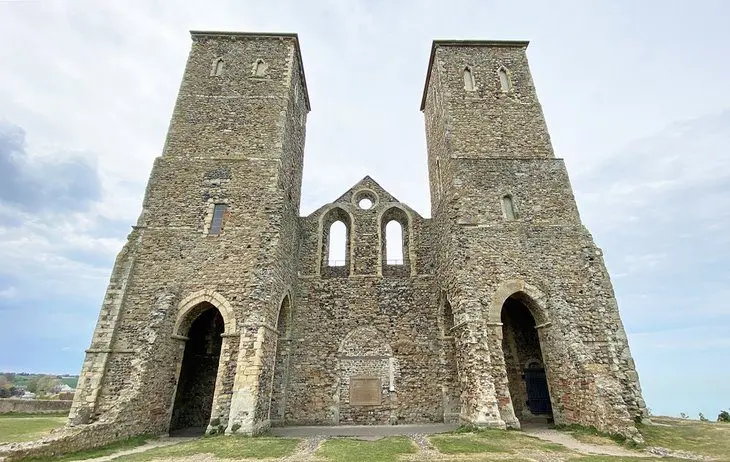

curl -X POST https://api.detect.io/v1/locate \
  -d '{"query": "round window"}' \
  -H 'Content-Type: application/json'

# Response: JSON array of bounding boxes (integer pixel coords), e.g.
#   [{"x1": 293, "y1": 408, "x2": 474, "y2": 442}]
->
[{"x1": 358, "y1": 198, "x2": 373, "y2": 210}]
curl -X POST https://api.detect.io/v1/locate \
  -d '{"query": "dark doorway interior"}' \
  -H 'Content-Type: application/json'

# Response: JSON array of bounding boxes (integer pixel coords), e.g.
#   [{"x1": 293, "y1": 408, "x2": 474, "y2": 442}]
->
[
  {"x1": 170, "y1": 305, "x2": 224, "y2": 432},
  {"x1": 501, "y1": 296, "x2": 553, "y2": 421}
]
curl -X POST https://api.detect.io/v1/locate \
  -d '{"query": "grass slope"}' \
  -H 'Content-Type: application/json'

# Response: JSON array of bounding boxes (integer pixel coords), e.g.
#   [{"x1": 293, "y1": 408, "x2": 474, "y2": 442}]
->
[{"x1": 0, "y1": 415, "x2": 66, "y2": 443}]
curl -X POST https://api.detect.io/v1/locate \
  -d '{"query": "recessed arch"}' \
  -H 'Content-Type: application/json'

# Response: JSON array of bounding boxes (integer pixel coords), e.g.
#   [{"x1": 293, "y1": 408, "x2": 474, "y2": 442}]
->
[
  {"x1": 488, "y1": 279, "x2": 549, "y2": 326},
  {"x1": 319, "y1": 206, "x2": 354, "y2": 277},
  {"x1": 463, "y1": 66, "x2": 476, "y2": 91},
  {"x1": 379, "y1": 205, "x2": 412, "y2": 274},
  {"x1": 498, "y1": 66, "x2": 512, "y2": 91},
  {"x1": 211, "y1": 58, "x2": 224, "y2": 76},
  {"x1": 338, "y1": 326, "x2": 392, "y2": 356},
  {"x1": 175, "y1": 289, "x2": 236, "y2": 337}
]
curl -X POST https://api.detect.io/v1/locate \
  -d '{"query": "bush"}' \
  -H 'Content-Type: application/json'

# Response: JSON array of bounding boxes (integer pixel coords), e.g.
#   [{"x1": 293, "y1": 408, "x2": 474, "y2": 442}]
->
[
  {"x1": 718, "y1": 410, "x2": 730, "y2": 422},
  {"x1": 699, "y1": 412, "x2": 709, "y2": 422}
]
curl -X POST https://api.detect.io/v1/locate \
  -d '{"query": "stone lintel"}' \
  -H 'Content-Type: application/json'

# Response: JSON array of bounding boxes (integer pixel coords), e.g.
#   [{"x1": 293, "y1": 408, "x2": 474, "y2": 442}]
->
[
  {"x1": 220, "y1": 332, "x2": 241, "y2": 338},
  {"x1": 535, "y1": 321, "x2": 553, "y2": 330},
  {"x1": 171, "y1": 334, "x2": 189, "y2": 341}
]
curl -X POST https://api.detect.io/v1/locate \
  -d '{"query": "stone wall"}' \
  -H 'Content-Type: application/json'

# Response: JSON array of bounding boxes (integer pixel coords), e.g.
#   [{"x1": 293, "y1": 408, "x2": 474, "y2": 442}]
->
[
  {"x1": 0, "y1": 399, "x2": 72, "y2": 414},
  {"x1": 69, "y1": 31, "x2": 309, "y2": 438},
  {"x1": 421, "y1": 40, "x2": 647, "y2": 438},
  {"x1": 60, "y1": 33, "x2": 649, "y2": 457}
]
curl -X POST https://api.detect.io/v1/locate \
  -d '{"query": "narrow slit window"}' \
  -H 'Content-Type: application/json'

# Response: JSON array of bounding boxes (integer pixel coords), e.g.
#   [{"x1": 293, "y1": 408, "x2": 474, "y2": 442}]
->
[
  {"x1": 209, "y1": 204, "x2": 227, "y2": 235},
  {"x1": 253, "y1": 59, "x2": 268, "y2": 77},
  {"x1": 498, "y1": 67, "x2": 511, "y2": 91},
  {"x1": 443, "y1": 299, "x2": 455, "y2": 335},
  {"x1": 212, "y1": 58, "x2": 224, "y2": 76},
  {"x1": 328, "y1": 221, "x2": 347, "y2": 266},
  {"x1": 463, "y1": 67, "x2": 475, "y2": 91},
  {"x1": 502, "y1": 195, "x2": 516, "y2": 220},
  {"x1": 385, "y1": 221, "x2": 404, "y2": 264}
]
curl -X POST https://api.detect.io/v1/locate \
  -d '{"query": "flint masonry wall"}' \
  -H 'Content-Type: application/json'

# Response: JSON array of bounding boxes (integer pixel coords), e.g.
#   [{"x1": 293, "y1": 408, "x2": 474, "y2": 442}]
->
[
  {"x1": 52, "y1": 33, "x2": 649, "y2": 462},
  {"x1": 69, "y1": 32, "x2": 308, "y2": 438},
  {"x1": 422, "y1": 40, "x2": 647, "y2": 437},
  {"x1": 281, "y1": 177, "x2": 456, "y2": 425}
]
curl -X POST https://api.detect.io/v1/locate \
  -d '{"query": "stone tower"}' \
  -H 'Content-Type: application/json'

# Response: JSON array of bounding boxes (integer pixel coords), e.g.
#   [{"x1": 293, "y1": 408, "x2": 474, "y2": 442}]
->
[
  {"x1": 421, "y1": 40, "x2": 646, "y2": 433},
  {"x1": 68, "y1": 31, "x2": 308, "y2": 437},
  {"x1": 58, "y1": 32, "x2": 646, "y2": 452}
]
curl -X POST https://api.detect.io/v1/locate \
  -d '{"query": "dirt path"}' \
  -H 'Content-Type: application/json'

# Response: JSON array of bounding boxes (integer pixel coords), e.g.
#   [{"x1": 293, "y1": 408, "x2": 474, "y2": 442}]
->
[{"x1": 522, "y1": 426, "x2": 653, "y2": 458}]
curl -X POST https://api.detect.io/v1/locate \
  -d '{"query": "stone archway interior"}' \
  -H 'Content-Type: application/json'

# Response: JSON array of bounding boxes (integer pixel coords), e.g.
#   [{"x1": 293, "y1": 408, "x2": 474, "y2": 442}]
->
[
  {"x1": 500, "y1": 295, "x2": 552, "y2": 421},
  {"x1": 170, "y1": 303, "x2": 224, "y2": 431}
]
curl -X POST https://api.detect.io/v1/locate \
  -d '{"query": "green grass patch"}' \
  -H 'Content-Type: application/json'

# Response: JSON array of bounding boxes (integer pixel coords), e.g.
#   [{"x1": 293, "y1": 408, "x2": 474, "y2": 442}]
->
[
  {"x1": 430, "y1": 435, "x2": 505, "y2": 454},
  {"x1": 115, "y1": 435, "x2": 299, "y2": 461},
  {"x1": 568, "y1": 457, "x2": 685, "y2": 461},
  {"x1": 317, "y1": 436, "x2": 416, "y2": 462},
  {"x1": 0, "y1": 415, "x2": 66, "y2": 443},
  {"x1": 555, "y1": 424, "x2": 639, "y2": 448},
  {"x1": 24, "y1": 435, "x2": 150, "y2": 461},
  {"x1": 638, "y1": 416, "x2": 730, "y2": 460},
  {"x1": 431, "y1": 428, "x2": 570, "y2": 456}
]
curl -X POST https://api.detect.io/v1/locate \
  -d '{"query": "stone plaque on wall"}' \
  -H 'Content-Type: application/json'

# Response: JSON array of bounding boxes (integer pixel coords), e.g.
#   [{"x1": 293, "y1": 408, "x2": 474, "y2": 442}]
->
[{"x1": 350, "y1": 377, "x2": 381, "y2": 406}]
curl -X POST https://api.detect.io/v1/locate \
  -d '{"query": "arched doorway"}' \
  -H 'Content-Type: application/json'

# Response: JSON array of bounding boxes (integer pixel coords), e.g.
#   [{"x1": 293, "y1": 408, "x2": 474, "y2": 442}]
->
[
  {"x1": 500, "y1": 295, "x2": 553, "y2": 422},
  {"x1": 170, "y1": 303, "x2": 224, "y2": 432}
]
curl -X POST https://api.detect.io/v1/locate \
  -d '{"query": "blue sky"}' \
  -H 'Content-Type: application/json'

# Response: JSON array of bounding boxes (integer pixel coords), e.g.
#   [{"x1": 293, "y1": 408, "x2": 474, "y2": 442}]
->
[{"x1": 0, "y1": 0, "x2": 728, "y2": 419}]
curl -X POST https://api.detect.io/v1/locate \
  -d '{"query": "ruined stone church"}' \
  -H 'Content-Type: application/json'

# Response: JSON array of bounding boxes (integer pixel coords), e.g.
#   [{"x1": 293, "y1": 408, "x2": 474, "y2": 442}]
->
[{"x1": 69, "y1": 31, "x2": 647, "y2": 439}]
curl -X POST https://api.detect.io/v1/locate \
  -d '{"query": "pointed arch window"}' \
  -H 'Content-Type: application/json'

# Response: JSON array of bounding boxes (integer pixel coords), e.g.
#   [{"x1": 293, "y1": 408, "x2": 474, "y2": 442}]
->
[
  {"x1": 321, "y1": 208, "x2": 351, "y2": 277},
  {"x1": 502, "y1": 194, "x2": 517, "y2": 220},
  {"x1": 385, "y1": 221, "x2": 404, "y2": 264},
  {"x1": 498, "y1": 67, "x2": 511, "y2": 91},
  {"x1": 328, "y1": 221, "x2": 347, "y2": 266},
  {"x1": 463, "y1": 66, "x2": 475, "y2": 91},
  {"x1": 253, "y1": 59, "x2": 268, "y2": 77},
  {"x1": 381, "y1": 207, "x2": 411, "y2": 275},
  {"x1": 211, "y1": 58, "x2": 224, "y2": 76}
]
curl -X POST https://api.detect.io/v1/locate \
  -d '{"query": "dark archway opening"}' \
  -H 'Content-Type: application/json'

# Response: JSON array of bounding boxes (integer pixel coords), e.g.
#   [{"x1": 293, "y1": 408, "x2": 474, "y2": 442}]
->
[
  {"x1": 501, "y1": 295, "x2": 553, "y2": 422},
  {"x1": 170, "y1": 304, "x2": 224, "y2": 433}
]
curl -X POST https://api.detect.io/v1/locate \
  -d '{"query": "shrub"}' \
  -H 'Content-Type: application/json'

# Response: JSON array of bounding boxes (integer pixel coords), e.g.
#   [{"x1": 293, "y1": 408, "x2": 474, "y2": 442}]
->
[
  {"x1": 699, "y1": 413, "x2": 709, "y2": 422},
  {"x1": 718, "y1": 410, "x2": 730, "y2": 422}
]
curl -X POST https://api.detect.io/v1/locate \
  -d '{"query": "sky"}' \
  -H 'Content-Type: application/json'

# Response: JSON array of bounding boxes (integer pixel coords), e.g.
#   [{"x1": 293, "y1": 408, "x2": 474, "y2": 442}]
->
[{"x1": 0, "y1": 0, "x2": 728, "y2": 419}]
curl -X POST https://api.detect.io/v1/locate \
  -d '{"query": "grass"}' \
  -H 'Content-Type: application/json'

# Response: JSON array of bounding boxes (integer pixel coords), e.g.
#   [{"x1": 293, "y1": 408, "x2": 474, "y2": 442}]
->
[
  {"x1": 0, "y1": 415, "x2": 66, "y2": 443},
  {"x1": 556, "y1": 424, "x2": 637, "y2": 448},
  {"x1": 431, "y1": 428, "x2": 569, "y2": 456},
  {"x1": 317, "y1": 436, "x2": 416, "y2": 462},
  {"x1": 639, "y1": 416, "x2": 730, "y2": 460},
  {"x1": 25, "y1": 435, "x2": 151, "y2": 461},
  {"x1": 114, "y1": 435, "x2": 299, "y2": 461}
]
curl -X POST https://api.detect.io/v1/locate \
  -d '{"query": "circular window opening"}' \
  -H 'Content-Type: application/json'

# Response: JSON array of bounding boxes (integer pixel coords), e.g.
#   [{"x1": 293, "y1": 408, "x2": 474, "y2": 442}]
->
[{"x1": 358, "y1": 198, "x2": 373, "y2": 210}]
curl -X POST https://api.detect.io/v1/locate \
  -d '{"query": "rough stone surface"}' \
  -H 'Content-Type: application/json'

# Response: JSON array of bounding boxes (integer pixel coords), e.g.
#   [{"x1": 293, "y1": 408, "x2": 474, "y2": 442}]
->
[
  {"x1": 14, "y1": 32, "x2": 646, "y2": 460},
  {"x1": 0, "y1": 399, "x2": 72, "y2": 414}
]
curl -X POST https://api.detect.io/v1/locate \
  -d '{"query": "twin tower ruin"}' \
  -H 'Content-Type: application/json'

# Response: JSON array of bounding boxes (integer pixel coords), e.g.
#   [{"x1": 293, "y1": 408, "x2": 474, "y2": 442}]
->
[{"x1": 70, "y1": 31, "x2": 647, "y2": 439}]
